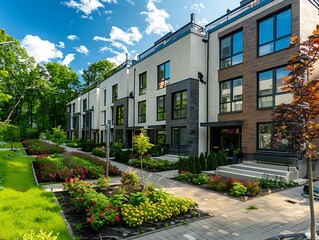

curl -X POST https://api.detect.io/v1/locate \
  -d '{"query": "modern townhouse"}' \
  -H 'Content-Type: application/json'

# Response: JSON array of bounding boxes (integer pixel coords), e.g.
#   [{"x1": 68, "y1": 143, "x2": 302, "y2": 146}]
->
[
  {"x1": 128, "y1": 15, "x2": 207, "y2": 156},
  {"x1": 203, "y1": 0, "x2": 319, "y2": 177},
  {"x1": 67, "y1": 0, "x2": 319, "y2": 177}
]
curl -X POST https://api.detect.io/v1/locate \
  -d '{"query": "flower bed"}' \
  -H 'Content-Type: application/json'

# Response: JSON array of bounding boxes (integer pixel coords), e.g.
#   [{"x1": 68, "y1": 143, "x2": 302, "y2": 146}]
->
[
  {"x1": 56, "y1": 173, "x2": 209, "y2": 239},
  {"x1": 128, "y1": 157, "x2": 178, "y2": 172},
  {"x1": 33, "y1": 153, "x2": 121, "y2": 183},
  {"x1": 177, "y1": 172, "x2": 298, "y2": 199},
  {"x1": 22, "y1": 139, "x2": 65, "y2": 155}
]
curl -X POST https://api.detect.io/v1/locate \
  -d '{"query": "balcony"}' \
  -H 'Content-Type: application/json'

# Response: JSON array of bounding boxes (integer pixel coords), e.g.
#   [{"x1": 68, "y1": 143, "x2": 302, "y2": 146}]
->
[{"x1": 137, "y1": 22, "x2": 205, "y2": 61}]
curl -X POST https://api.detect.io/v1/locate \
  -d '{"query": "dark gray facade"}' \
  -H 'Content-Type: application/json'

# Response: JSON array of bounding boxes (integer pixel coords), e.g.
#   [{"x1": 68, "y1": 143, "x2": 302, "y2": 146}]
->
[{"x1": 166, "y1": 78, "x2": 199, "y2": 156}]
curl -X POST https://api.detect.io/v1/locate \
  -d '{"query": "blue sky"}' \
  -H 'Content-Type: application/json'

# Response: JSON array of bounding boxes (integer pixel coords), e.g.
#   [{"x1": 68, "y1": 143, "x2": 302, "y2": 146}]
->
[{"x1": 0, "y1": 0, "x2": 241, "y2": 79}]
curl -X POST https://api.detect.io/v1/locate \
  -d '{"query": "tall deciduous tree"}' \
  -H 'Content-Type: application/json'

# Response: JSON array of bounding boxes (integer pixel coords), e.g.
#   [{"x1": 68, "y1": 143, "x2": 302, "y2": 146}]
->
[
  {"x1": 82, "y1": 60, "x2": 115, "y2": 87},
  {"x1": 273, "y1": 29, "x2": 319, "y2": 239},
  {"x1": 42, "y1": 62, "x2": 80, "y2": 129}
]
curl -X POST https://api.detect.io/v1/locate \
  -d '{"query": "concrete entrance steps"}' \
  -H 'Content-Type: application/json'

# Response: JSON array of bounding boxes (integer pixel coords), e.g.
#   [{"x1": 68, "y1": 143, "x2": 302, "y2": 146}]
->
[
  {"x1": 214, "y1": 161, "x2": 299, "y2": 182},
  {"x1": 153, "y1": 154, "x2": 180, "y2": 162}
]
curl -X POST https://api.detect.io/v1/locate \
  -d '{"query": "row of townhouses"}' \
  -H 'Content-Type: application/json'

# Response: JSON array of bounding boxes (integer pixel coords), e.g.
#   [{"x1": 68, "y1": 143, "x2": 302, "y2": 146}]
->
[{"x1": 67, "y1": 0, "x2": 319, "y2": 177}]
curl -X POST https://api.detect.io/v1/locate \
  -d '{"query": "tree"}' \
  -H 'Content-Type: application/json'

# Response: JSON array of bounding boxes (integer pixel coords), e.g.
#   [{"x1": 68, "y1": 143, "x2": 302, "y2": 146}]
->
[
  {"x1": 82, "y1": 60, "x2": 115, "y2": 87},
  {"x1": 0, "y1": 123, "x2": 20, "y2": 149},
  {"x1": 133, "y1": 129, "x2": 154, "y2": 187},
  {"x1": 272, "y1": 28, "x2": 319, "y2": 239},
  {"x1": 52, "y1": 125, "x2": 67, "y2": 154}
]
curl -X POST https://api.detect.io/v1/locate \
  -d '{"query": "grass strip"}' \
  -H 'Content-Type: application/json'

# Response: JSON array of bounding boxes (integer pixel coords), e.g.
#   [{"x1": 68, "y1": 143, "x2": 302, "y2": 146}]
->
[{"x1": 0, "y1": 149, "x2": 73, "y2": 240}]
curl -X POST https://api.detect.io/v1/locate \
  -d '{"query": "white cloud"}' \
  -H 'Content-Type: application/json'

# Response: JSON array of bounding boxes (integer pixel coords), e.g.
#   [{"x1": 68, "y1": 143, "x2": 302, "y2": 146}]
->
[
  {"x1": 127, "y1": 0, "x2": 135, "y2": 6},
  {"x1": 101, "y1": 0, "x2": 117, "y2": 3},
  {"x1": 108, "y1": 26, "x2": 142, "y2": 45},
  {"x1": 74, "y1": 45, "x2": 90, "y2": 55},
  {"x1": 21, "y1": 35, "x2": 63, "y2": 63},
  {"x1": 190, "y1": 2, "x2": 205, "y2": 13},
  {"x1": 111, "y1": 42, "x2": 128, "y2": 52},
  {"x1": 105, "y1": 10, "x2": 112, "y2": 14},
  {"x1": 67, "y1": 35, "x2": 79, "y2": 40},
  {"x1": 63, "y1": 0, "x2": 104, "y2": 16},
  {"x1": 93, "y1": 36, "x2": 108, "y2": 42},
  {"x1": 58, "y1": 41, "x2": 65, "y2": 48},
  {"x1": 61, "y1": 54, "x2": 75, "y2": 65},
  {"x1": 100, "y1": 46, "x2": 119, "y2": 54},
  {"x1": 107, "y1": 52, "x2": 128, "y2": 66},
  {"x1": 141, "y1": 0, "x2": 173, "y2": 35}
]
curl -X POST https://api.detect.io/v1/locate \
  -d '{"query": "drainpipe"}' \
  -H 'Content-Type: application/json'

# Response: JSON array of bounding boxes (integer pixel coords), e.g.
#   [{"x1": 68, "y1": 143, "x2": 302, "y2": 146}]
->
[{"x1": 205, "y1": 33, "x2": 210, "y2": 155}]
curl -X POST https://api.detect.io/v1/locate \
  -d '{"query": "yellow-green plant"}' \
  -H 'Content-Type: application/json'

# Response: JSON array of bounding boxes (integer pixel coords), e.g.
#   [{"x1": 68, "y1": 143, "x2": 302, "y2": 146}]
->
[
  {"x1": 21, "y1": 230, "x2": 59, "y2": 240},
  {"x1": 133, "y1": 129, "x2": 154, "y2": 187}
]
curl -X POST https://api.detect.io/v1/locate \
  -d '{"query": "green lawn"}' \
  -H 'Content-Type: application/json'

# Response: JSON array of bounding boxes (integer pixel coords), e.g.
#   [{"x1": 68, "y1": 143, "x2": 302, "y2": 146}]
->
[{"x1": 0, "y1": 148, "x2": 73, "y2": 240}]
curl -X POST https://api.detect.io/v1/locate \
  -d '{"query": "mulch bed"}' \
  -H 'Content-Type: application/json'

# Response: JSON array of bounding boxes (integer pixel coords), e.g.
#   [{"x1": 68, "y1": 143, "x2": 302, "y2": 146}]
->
[{"x1": 54, "y1": 185, "x2": 211, "y2": 239}]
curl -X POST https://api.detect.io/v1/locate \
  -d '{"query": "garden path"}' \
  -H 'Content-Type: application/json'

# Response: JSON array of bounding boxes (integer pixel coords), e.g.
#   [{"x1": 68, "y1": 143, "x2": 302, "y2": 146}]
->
[{"x1": 45, "y1": 145, "x2": 319, "y2": 240}]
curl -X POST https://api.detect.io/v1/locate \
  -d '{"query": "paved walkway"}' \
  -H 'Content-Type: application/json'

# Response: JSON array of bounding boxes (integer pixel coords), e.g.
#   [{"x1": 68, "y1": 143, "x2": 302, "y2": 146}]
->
[{"x1": 46, "y1": 146, "x2": 319, "y2": 240}]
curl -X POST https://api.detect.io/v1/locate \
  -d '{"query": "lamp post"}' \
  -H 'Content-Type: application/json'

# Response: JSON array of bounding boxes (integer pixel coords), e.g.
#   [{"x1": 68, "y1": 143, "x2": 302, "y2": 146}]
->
[{"x1": 105, "y1": 120, "x2": 111, "y2": 177}]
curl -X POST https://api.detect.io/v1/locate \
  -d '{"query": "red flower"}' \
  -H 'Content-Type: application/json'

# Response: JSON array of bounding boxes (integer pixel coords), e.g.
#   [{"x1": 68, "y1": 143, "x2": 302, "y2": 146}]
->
[
  {"x1": 109, "y1": 203, "x2": 113, "y2": 208},
  {"x1": 79, "y1": 197, "x2": 83, "y2": 202},
  {"x1": 115, "y1": 216, "x2": 120, "y2": 222},
  {"x1": 100, "y1": 212, "x2": 105, "y2": 218},
  {"x1": 88, "y1": 216, "x2": 94, "y2": 223}
]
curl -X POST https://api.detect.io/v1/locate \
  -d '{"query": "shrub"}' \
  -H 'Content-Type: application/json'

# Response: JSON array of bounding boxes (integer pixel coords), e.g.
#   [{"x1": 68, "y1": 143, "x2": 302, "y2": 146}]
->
[
  {"x1": 192, "y1": 173, "x2": 209, "y2": 185},
  {"x1": 245, "y1": 180, "x2": 261, "y2": 197},
  {"x1": 128, "y1": 192, "x2": 149, "y2": 206},
  {"x1": 216, "y1": 151, "x2": 227, "y2": 166},
  {"x1": 95, "y1": 176, "x2": 110, "y2": 190},
  {"x1": 230, "y1": 182, "x2": 247, "y2": 197},
  {"x1": 81, "y1": 140, "x2": 96, "y2": 152},
  {"x1": 121, "y1": 172, "x2": 140, "y2": 191},
  {"x1": 199, "y1": 152, "x2": 207, "y2": 171},
  {"x1": 21, "y1": 229, "x2": 59, "y2": 240},
  {"x1": 207, "y1": 175, "x2": 222, "y2": 189},
  {"x1": 179, "y1": 173, "x2": 193, "y2": 182},
  {"x1": 215, "y1": 181, "x2": 229, "y2": 192},
  {"x1": 92, "y1": 147, "x2": 106, "y2": 157},
  {"x1": 207, "y1": 152, "x2": 217, "y2": 170}
]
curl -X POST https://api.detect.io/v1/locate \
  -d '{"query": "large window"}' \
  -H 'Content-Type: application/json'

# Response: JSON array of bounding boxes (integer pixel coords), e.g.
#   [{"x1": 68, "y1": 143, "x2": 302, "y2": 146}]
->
[
  {"x1": 173, "y1": 90, "x2": 187, "y2": 119},
  {"x1": 220, "y1": 30, "x2": 243, "y2": 69},
  {"x1": 258, "y1": 66, "x2": 292, "y2": 108},
  {"x1": 157, "y1": 95, "x2": 166, "y2": 121},
  {"x1": 258, "y1": 8, "x2": 292, "y2": 56},
  {"x1": 220, "y1": 77, "x2": 243, "y2": 113},
  {"x1": 172, "y1": 127, "x2": 187, "y2": 146},
  {"x1": 258, "y1": 122, "x2": 292, "y2": 150},
  {"x1": 139, "y1": 72, "x2": 147, "y2": 95},
  {"x1": 72, "y1": 103, "x2": 75, "y2": 113},
  {"x1": 157, "y1": 61, "x2": 170, "y2": 89},
  {"x1": 83, "y1": 99, "x2": 87, "y2": 112},
  {"x1": 116, "y1": 105, "x2": 124, "y2": 125},
  {"x1": 112, "y1": 84, "x2": 118, "y2": 103},
  {"x1": 138, "y1": 100, "x2": 146, "y2": 123}
]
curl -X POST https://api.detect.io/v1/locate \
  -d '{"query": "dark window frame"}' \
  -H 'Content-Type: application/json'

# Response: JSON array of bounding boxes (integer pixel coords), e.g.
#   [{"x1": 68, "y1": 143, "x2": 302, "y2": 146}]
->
[
  {"x1": 112, "y1": 84, "x2": 118, "y2": 103},
  {"x1": 171, "y1": 126, "x2": 187, "y2": 146},
  {"x1": 220, "y1": 77, "x2": 243, "y2": 113},
  {"x1": 257, "y1": 65, "x2": 290, "y2": 109},
  {"x1": 258, "y1": 8, "x2": 292, "y2": 57},
  {"x1": 157, "y1": 61, "x2": 170, "y2": 89},
  {"x1": 116, "y1": 105, "x2": 124, "y2": 125},
  {"x1": 138, "y1": 100, "x2": 146, "y2": 123},
  {"x1": 139, "y1": 72, "x2": 147, "y2": 95},
  {"x1": 220, "y1": 29, "x2": 243, "y2": 69},
  {"x1": 257, "y1": 122, "x2": 293, "y2": 151},
  {"x1": 83, "y1": 99, "x2": 87, "y2": 112},
  {"x1": 157, "y1": 95, "x2": 166, "y2": 121},
  {"x1": 103, "y1": 89, "x2": 107, "y2": 106},
  {"x1": 172, "y1": 90, "x2": 187, "y2": 119}
]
